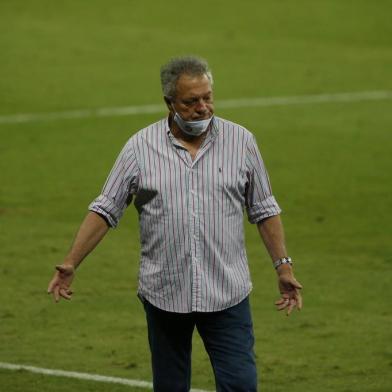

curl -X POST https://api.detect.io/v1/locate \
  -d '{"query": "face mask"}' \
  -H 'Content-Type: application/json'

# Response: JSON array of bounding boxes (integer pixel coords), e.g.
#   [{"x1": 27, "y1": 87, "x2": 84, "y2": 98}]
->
[{"x1": 172, "y1": 106, "x2": 213, "y2": 137}]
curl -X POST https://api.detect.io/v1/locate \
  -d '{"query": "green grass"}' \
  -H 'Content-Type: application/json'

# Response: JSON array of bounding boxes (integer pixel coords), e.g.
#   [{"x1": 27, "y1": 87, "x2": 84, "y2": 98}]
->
[{"x1": 1, "y1": 1, "x2": 392, "y2": 391}]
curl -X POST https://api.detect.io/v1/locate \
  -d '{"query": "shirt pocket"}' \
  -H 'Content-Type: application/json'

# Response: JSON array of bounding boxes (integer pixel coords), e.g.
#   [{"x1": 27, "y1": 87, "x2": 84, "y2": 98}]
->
[
  {"x1": 221, "y1": 166, "x2": 247, "y2": 201},
  {"x1": 203, "y1": 166, "x2": 247, "y2": 215}
]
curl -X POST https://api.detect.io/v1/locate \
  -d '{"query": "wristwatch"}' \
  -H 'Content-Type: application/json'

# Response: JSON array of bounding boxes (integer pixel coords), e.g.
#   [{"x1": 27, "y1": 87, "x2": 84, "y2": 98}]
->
[{"x1": 273, "y1": 256, "x2": 293, "y2": 270}]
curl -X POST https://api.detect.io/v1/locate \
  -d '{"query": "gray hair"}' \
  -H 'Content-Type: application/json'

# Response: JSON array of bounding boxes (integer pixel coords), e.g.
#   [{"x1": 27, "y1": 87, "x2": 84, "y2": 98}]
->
[{"x1": 160, "y1": 56, "x2": 213, "y2": 99}]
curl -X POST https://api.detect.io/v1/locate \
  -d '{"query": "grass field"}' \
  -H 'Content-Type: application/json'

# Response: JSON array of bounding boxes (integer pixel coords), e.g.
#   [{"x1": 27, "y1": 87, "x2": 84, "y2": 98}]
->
[{"x1": 1, "y1": 1, "x2": 392, "y2": 391}]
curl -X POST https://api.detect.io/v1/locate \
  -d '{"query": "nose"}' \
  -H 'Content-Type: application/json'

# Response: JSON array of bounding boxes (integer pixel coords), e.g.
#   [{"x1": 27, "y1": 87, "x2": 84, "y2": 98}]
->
[{"x1": 194, "y1": 99, "x2": 208, "y2": 114}]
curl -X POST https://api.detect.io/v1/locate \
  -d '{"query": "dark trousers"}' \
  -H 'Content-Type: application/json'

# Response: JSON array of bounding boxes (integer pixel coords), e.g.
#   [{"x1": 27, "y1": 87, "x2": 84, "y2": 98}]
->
[{"x1": 142, "y1": 297, "x2": 257, "y2": 392}]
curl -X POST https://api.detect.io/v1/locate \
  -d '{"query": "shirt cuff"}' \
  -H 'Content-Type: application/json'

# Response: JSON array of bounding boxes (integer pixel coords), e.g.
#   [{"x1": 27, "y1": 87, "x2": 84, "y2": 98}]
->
[
  {"x1": 246, "y1": 195, "x2": 282, "y2": 224},
  {"x1": 88, "y1": 195, "x2": 123, "y2": 228}
]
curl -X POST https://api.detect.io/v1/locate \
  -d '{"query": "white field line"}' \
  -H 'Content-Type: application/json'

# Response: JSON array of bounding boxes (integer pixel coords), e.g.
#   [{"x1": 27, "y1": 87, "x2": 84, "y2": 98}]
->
[
  {"x1": 0, "y1": 90, "x2": 391, "y2": 125},
  {"x1": 0, "y1": 362, "x2": 213, "y2": 392}
]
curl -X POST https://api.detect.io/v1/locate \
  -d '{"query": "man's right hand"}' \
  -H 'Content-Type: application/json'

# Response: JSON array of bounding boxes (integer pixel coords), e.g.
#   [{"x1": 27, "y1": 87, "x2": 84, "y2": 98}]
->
[
  {"x1": 46, "y1": 212, "x2": 110, "y2": 303},
  {"x1": 47, "y1": 264, "x2": 75, "y2": 302}
]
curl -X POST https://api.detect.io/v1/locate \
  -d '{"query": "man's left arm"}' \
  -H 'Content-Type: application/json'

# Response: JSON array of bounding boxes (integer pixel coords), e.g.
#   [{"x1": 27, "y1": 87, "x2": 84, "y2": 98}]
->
[
  {"x1": 244, "y1": 133, "x2": 302, "y2": 314},
  {"x1": 257, "y1": 215, "x2": 303, "y2": 315}
]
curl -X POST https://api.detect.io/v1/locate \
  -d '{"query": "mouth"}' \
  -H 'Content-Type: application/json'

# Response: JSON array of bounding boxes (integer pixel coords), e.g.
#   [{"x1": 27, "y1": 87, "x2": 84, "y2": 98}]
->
[{"x1": 192, "y1": 113, "x2": 212, "y2": 121}]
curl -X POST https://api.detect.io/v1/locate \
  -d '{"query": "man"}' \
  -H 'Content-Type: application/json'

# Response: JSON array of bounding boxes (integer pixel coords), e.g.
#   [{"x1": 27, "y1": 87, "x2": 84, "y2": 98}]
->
[{"x1": 48, "y1": 56, "x2": 303, "y2": 391}]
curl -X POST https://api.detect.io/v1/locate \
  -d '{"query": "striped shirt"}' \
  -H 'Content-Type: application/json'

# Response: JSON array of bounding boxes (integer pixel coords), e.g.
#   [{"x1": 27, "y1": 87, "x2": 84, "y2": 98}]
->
[{"x1": 89, "y1": 116, "x2": 281, "y2": 313}]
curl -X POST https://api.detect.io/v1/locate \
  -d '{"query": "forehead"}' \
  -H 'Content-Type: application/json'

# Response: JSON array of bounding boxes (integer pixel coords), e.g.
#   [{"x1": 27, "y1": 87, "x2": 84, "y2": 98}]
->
[{"x1": 175, "y1": 74, "x2": 212, "y2": 98}]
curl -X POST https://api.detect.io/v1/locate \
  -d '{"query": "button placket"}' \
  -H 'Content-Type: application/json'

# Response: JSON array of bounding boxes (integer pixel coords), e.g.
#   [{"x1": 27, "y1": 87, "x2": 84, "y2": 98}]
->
[{"x1": 188, "y1": 165, "x2": 202, "y2": 311}]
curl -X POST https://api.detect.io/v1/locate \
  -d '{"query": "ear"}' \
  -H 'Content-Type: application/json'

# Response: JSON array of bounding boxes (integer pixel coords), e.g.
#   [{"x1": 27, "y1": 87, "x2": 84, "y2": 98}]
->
[{"x1": 164, "y1": 96, "x2": 173, "y2": 112}]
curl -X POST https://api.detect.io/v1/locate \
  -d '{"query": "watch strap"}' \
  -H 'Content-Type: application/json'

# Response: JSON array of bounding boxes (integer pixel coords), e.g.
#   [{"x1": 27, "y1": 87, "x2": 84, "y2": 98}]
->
[{"x1": 273, "y1": 256, "x2": 293, "y2": 269}]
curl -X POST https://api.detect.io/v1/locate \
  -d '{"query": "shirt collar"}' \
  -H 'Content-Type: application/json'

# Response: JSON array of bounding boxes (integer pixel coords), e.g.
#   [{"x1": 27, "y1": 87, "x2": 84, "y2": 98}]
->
[{"x1": 165, "y1": 115, "x2": 219, "y2": 148}]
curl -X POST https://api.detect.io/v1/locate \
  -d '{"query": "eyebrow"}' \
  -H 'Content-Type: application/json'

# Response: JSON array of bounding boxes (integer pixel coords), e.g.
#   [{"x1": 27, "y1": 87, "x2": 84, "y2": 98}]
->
[{"x1": 183, "y1": 91, "x2": 213, "y2": 100}]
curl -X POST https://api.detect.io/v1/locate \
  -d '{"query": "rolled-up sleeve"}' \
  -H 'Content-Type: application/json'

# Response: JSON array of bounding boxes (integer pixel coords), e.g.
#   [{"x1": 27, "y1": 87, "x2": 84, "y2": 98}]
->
[
  {"x1": 245, "y1": 135, "x2": 281, "y2": 224},
  {"x1": 89, "y1": 139, "x2": 139, "y2": 228}
]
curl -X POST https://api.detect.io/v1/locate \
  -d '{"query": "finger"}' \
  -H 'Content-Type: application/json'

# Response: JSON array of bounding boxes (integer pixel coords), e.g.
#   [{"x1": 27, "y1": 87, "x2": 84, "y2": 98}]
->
[
  {"x1": 291, "y1": 288, "x2": 300, "y2": 299},
  {"x1": 59, "y1": 288, "x2": 72, "y2": 300},
  {"x1": 286, "y1": 299, "x2": 296, "y2": 316},
  {"x1": 275, "y1": 293, "x2": 289, "y2": 309},
  {"x1": 47, "y1": 277, "x2": 57, "y2": 293},
  {"x1": 276, "y1": 298, "x2": 290, "y2": 311},
  {"x1": 53, "y1": 285, "x2": 60, "y2": 302},
  {"x1": 296, "y1": 292, "x2": 303, "y2": 310},
  {"x1": 275, "y1": 294, "x2": 289, "y2": 305},
  {"x1": 291, "y1": 279, "x2": 303, "y2": 290}
]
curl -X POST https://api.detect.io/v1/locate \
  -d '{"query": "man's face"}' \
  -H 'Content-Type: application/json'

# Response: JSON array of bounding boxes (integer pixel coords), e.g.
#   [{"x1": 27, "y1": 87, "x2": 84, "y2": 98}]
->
[{"x1": 170, "y1": 74, "x2": 214, "y2": 121}]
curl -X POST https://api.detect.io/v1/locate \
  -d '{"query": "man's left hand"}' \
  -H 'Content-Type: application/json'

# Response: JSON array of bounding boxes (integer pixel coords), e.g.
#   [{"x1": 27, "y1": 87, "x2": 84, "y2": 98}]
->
[{"x1": 275, "y1": 266, "x2": 303, "y2": 316}]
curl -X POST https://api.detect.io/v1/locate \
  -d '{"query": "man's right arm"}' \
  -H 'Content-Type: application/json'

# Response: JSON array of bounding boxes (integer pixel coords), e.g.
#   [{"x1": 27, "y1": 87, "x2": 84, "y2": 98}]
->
[
  {"x1": 47, "y1": 211, "x2": 110, "y2": 302},
  {"x1": 48, "y1": 138, "x2": 139, "y2": 302}
]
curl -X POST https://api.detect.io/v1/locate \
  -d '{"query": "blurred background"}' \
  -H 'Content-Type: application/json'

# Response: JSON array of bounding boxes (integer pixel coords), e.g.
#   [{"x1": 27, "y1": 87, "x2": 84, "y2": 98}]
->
[{"x1": 1, "y1": 1, "x2": 391, "y2": 391}]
